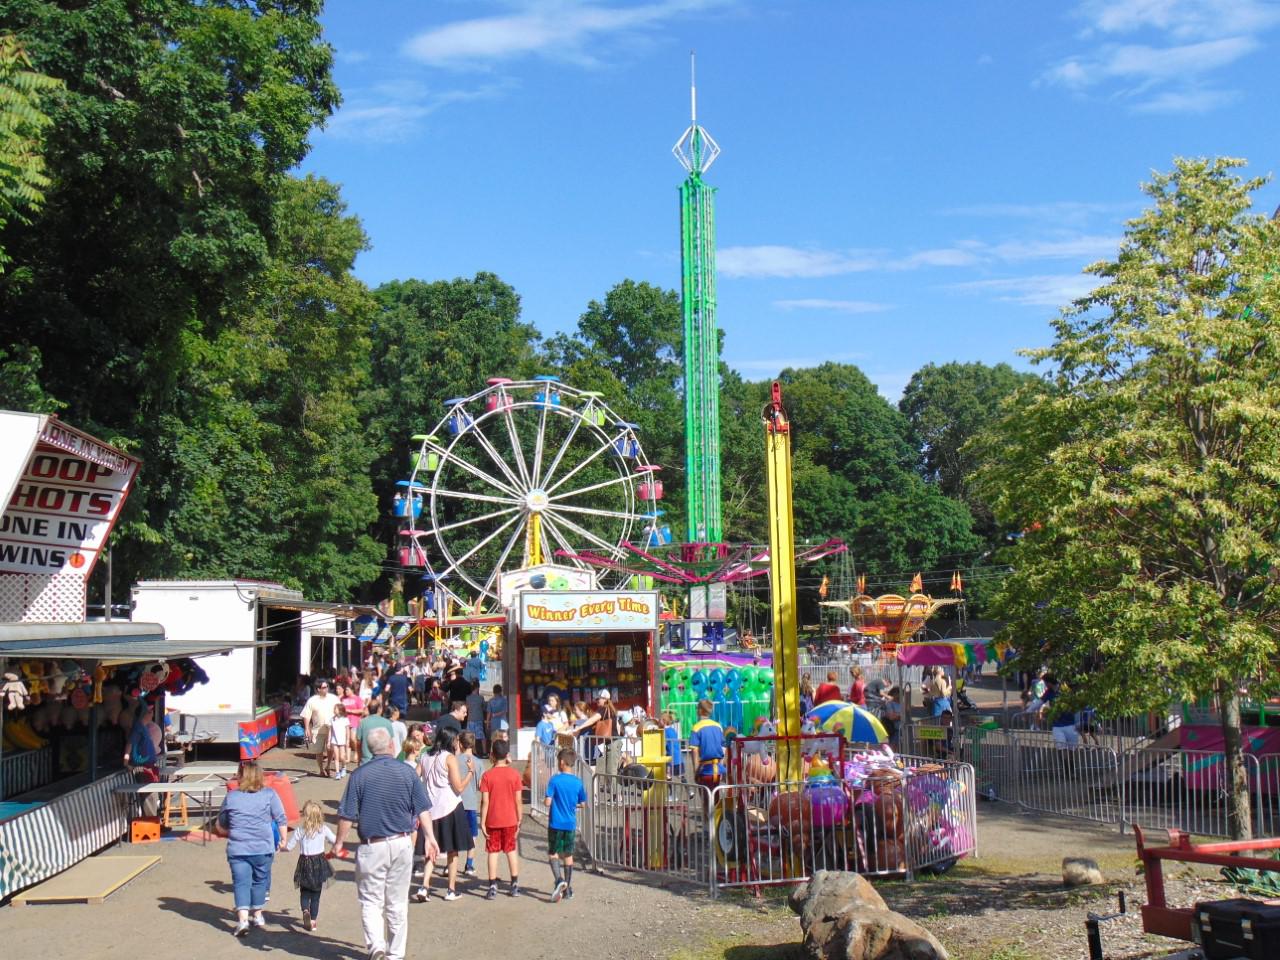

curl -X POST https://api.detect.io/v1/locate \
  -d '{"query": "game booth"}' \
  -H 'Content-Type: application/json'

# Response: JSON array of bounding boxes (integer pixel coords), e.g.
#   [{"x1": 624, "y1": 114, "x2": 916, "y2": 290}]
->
[
  {"x1": 0, "y1": 412, "x2": 283, "y2": 902},
  {"x1": 504, "y1": 588, "x2": 660, "y2": 756}
]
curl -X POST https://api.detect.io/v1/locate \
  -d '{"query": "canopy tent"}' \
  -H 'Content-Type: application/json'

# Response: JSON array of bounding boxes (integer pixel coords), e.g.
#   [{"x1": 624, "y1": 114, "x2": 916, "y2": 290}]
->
[
  {"x1": 0, "y1": 621, "x2": 273, "y2": 663},
  {"x1": 895, "y1": 636, "x2": 1010, "y2": 668}
]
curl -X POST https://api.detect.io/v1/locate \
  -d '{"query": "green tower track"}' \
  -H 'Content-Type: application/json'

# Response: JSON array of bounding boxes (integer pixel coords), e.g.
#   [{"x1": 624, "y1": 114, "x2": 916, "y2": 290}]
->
[{"x1": 674, "y1": 61, "x2": 723, "y2": 544}]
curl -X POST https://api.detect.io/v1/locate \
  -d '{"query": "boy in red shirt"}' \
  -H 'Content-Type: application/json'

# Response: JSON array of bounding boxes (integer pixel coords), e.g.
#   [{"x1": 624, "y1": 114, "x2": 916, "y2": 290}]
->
[{"x1": 479, "y1": 738, "x2": 523, "y2": 899}]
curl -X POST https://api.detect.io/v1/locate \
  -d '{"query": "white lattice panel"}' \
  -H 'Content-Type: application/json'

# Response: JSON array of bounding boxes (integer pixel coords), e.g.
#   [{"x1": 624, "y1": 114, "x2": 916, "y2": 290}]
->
[{"x1": 0, "y1": 572, "x2": 86, "y2": 621}]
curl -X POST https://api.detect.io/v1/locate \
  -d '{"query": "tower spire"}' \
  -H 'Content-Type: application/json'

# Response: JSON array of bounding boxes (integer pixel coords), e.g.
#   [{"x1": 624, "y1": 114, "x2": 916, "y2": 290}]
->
[{"x1": 673, "y1": 50, "x2": 719, "y2": 177}]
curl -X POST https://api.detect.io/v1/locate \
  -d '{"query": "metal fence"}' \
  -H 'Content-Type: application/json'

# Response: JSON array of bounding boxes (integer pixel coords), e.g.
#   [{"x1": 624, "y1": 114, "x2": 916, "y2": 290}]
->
[
  {"x1": 708, "y1": 757, "x2": 976, "y2": 893},
  {"x1": 903, "y1": 719, "x2": 1280, "y2": 839},
  {"x1": 586, "y1": 772, "x2": 711, "y2": 887}
]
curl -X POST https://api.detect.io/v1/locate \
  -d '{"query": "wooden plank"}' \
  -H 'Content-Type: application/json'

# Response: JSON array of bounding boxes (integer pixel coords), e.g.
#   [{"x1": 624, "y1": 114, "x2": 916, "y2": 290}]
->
[{"x1": 10, "y1": 855, "x2": 160, "y2": 906}]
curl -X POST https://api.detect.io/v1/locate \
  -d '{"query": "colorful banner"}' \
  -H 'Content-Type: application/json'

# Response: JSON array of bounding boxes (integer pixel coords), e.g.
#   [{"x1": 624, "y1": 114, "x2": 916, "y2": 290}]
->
[{"x1": 517, "y1": 590, "x2": 659, "y2": 633}]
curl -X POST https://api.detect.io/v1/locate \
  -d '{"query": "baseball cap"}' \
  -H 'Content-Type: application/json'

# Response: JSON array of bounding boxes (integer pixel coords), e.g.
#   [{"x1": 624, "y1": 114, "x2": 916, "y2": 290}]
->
[
  {"x1": 597, "y1": 689, "x2": 612, "y2": 700},
  {"x1": 541, "y1": 702, "x2": 556, "y2": 715}
]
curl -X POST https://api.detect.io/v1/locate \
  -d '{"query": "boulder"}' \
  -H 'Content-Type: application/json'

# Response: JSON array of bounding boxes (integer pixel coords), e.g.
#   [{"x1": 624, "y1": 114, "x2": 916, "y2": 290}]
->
[
  {"x1": 791, "y1": 870, "x2": 947, "y2": 960},
  {"x1": 829, "y1": 906, "x2": 948, "y2": 960},
  {"x1": 1062, "y1": 856, "x2": 1104, "y2": 887}
]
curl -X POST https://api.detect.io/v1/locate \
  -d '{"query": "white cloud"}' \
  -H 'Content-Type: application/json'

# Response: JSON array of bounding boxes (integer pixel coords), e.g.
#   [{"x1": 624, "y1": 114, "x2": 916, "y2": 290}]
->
[
  {"x1": 772, "y1": 299, "x2": 893, "y2": 314},
  {"x1": 1044, "y1": 36, "x2": 1259, "y2": 89},
  {"x1": 990, "y1": 235, "x2": 1120, "y2": 261},
  {"x1": 950, "y1": 274, "x2": 1100, "y2": 307},
  {"x1": 403, "y1": 0, "x2": 731, "y2": 68},
  {"x1": 336, "y1": 49, "x2": 370, "y2": 65},
  {"x1": 719, "y1": 246, "x2": 880, "y2": 279},
  {"x1": 1133, "y1": 87, "x2": 1239, "y2": 112},
  {"x1": 943, "y1": 201, "x2": 1129, "y2": 223},
  {"x1": 1080, "y1": 0, "x2": 1280, "y2": 41},
  {"x1": 721, "y1": 233, "x2": 1116, "y2": 279},
  {"x1": 323, "y1": 82, "x2": 513, "y2": 141},
  {"x1": 1045, "y1": 1, "x2": 1279, "y2": 113}
]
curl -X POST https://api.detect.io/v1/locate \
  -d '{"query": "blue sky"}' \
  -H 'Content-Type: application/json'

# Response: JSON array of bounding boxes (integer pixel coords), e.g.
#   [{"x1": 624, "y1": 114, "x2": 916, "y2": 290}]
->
[{"x1": 303, "y1": 0, "x2": 1280, "y2": 399}]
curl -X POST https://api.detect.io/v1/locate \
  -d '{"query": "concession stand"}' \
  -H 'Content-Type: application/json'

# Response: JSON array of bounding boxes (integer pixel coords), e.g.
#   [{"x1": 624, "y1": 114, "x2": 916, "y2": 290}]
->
[{"x1": 504, "y1": 588, "x2": 660, "y2": 753}]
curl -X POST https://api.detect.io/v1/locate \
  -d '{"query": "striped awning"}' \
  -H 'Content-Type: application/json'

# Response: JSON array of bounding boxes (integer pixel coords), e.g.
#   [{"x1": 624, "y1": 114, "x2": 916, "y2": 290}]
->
[{"x1": 0, "y1": 621, "x2": 273, "y2": 663}]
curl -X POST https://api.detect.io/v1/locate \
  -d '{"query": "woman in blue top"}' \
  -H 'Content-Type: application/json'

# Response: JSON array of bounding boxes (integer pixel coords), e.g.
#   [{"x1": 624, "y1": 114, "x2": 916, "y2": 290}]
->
[{"x1": 217, "y1": 761, "x2": 288, "y2": 937}]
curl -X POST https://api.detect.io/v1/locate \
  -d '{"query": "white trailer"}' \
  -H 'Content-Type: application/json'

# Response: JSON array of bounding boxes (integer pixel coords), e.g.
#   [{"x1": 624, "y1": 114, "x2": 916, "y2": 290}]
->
[{"x1": 131, "y1": 579, "x2": 374, "y2": 758}]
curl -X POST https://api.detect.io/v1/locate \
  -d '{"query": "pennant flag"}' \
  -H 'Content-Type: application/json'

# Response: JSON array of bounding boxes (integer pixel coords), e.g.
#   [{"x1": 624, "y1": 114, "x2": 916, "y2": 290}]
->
[
  {"x1": 909, "y1": 572, "x2": 923, "y2": 593},
  {"x1": 950, "y1": 570, "x2": 964, "y2": 593},
  {"x1": 818, "y1": 575, "x2": 829, "y2": 599},
  {"x1": 857, "y1": 574, "x2": 866, "y2": 595}
]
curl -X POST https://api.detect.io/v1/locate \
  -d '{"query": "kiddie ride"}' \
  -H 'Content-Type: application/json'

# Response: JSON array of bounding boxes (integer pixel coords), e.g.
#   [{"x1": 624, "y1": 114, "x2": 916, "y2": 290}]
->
[{"x1": 710, "y1": 737, "x2": 973, "y2": 890}]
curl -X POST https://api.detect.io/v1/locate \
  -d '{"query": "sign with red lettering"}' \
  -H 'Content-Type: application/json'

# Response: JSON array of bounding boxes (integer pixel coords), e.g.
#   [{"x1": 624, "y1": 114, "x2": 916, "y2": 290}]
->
[
  {"x1": 0, "y1": 415, "x2": 139, "y2": 578},
  {"x1": 517, "y1": 590, "x2": 659, "y2": 633}
]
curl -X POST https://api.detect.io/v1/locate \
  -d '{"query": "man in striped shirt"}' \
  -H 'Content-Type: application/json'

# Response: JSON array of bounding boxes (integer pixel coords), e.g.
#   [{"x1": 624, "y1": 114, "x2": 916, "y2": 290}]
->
[{"x1": 332, "y1": 727, "x2": 436, "y2": 960}]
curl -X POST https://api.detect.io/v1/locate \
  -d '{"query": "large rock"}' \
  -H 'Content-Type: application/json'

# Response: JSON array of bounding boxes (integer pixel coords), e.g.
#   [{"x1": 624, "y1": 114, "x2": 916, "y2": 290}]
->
[
  {"x1": 1062, "y1": 856, "x2": 1104, "y2": 887},
  {"x1": 791, "y1": 870, "x2": 947, "y2": 960}
]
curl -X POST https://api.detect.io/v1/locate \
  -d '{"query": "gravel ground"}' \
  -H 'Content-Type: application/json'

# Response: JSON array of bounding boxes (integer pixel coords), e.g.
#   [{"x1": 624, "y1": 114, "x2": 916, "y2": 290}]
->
[{"x1": 1, "y1": 744, "x2": 1239, "y2": 960}]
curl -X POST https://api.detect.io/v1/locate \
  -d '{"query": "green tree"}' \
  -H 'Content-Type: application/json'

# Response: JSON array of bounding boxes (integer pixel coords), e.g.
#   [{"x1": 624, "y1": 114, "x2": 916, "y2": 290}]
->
[
  {"x1": 777, "y1": 363, "x2": 980, "y2": 580},
  {"x1": 544, "y1": 280, "x2": 688, "y2": 535},
  {"x1": 0, "y1": 33, "x2": 59, "y2": 269},
  {"x1": 974, "y1": 158, "x2": 1280, "y2": 838},
  {"x1": 134, "y1": 175, "x2": 382, "y2": 598},
  {"x1": 899, "y1": 361, "x2": 1043, "y2": 533}
]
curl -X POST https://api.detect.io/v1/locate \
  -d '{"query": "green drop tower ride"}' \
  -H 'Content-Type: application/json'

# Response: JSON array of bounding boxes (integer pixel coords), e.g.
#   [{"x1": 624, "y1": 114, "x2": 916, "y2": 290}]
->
[{"x1": 674, "y1": 55, "x2": 722, "y2": 543}]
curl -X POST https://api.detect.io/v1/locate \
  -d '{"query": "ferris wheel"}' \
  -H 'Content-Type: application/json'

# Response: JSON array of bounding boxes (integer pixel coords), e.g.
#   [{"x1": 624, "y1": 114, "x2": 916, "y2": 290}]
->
[{"x1": 394, "y1": 377, "x2": 665, "y2": 610}]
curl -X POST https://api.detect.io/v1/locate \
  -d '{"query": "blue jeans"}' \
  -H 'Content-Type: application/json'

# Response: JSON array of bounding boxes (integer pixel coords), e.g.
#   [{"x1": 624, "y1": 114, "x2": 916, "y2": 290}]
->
[{"x1": 228, "y1": 853, "x2": 273, "y2": 911}]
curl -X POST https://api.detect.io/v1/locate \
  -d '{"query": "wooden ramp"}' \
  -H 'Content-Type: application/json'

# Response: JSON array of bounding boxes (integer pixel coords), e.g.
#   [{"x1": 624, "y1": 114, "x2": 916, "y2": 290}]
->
[{"x1": 10, "y1": 855, "x2": 160, "y2": 907}]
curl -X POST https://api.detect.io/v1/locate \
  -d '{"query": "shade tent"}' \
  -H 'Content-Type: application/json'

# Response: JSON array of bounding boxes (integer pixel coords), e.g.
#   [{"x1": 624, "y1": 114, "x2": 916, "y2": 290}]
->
[
  {"x1": 0, "y1": 621, "x2": 273, "y2": 662},
  {"x1": 895, "y1": 637, "x2": 1010, "y2": 668}
]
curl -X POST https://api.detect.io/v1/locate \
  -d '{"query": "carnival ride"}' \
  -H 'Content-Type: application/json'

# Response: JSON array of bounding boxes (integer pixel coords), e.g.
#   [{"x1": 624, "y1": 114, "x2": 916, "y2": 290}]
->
[
  {"x1": 393, "y1": 377, "x2": 660, "y2": 612},
  {"x1": 820, "y1": 591, "x2": 962, "y2": 647}
]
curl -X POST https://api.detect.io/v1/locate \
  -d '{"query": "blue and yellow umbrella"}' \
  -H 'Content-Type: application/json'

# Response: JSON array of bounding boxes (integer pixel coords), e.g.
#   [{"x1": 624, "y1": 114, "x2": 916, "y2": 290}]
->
[{"x1": 806, "y1": 700, "x2": 888, "y2": 743}]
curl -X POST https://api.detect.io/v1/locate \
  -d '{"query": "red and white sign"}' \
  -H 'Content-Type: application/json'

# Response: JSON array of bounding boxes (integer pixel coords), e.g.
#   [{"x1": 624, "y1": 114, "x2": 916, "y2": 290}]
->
[{"x1": 0, "y1": 415, "x2": 140, "y2": 579}]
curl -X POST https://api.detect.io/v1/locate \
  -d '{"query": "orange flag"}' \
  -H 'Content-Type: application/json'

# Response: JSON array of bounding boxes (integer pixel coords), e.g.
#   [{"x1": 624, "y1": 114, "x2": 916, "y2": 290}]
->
[
  {"x1": 857, "y1": 574, "x2": 866, "y2": 595},
  {"x1": 818, "y1": 575, "x2": 829, "y2": 600},
  {"x1": 910, "y1": 572, "x2": 923, "y2": 593},
  {"x1": 951, "y1": 570, "x2": 964, "y2": 594}
]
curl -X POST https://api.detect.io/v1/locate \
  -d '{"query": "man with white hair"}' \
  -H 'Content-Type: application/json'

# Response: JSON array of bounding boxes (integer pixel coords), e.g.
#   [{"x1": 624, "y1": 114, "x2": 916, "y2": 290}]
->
[{"x1": 332, "y1": 726, "x2": 437, "y2": 960}]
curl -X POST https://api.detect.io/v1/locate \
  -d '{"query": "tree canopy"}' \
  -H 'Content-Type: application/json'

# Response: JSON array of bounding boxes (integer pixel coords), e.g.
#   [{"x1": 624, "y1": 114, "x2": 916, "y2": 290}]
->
[{"x1": 974, "y1": 157, "x2": 1280, "y2": 837}]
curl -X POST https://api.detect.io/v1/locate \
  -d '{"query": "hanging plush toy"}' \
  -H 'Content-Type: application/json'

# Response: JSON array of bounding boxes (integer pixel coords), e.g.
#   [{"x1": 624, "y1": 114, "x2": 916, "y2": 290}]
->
[
  {"x1": 2, "y1": 672, "x2": 29, "y2": 711},
  {"x1": 21, "y1": 662, "x2": 47, "y2": 704},
  {"x1": 139, "y1": 660, "x2": 169, "y2": 694},
  {"x1": 92, "y1": 665, "x2": 108, "y2": 704}
]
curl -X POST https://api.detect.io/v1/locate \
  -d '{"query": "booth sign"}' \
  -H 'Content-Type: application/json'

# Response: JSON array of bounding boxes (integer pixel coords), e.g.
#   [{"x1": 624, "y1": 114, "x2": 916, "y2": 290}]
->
[
  {"x1": 518, "y1": 590, "x2": 659, "y2": 633},
  {"x1": 0, "y1": 412, "x2": 140, "y2": 621}
]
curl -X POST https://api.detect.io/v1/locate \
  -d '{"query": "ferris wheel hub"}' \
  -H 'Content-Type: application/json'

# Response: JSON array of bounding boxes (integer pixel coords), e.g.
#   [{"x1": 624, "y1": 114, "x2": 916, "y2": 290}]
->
[{"x1": 525, "y1": 489, "x2": 550, "y2": 513}]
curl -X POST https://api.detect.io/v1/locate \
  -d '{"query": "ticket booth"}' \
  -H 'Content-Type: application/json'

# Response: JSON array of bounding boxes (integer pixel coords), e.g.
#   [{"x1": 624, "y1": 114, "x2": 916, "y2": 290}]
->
[{"x1": 505, "y1": 589, "x2": 660, "y2": 736}]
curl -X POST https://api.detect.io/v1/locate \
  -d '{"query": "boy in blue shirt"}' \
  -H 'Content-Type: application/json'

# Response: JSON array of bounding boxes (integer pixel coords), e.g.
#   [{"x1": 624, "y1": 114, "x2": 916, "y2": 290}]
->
[
  {"x1": 534, "y1": 703, "x2": 558, "y2": 747},
  {"x1": 689, "y1": 699, "x2": 725, "y2": 790},
  {"x1": 543, "y1": 747, "x2": 586, "y2": 903}
]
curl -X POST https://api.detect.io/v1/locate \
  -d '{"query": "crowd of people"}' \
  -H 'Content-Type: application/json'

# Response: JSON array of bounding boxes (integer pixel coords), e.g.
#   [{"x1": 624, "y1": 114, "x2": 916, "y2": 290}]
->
[{"x1": 216, "y1": 648, "x2": 584, "y2": 960}]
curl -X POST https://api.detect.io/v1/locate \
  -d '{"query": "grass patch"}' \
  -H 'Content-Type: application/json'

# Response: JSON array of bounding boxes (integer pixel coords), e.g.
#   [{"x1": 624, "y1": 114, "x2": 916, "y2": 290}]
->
[{"x1": 668, "y1": 935, "x2": 804, "y2": 960}]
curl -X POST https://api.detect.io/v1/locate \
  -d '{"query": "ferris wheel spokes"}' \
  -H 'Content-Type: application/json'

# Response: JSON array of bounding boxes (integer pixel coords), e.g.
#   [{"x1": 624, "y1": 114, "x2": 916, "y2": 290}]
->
[
  {"x1": 542, "y1": 429, "x2": 622, "y2": 496},
  {"x1": 539, "y1": 514, "x2": 590, "y2": 563},
  {"x1": 457, "y1": 414, "x2": 527, "y2": 494},
  {"x1": 546, "y1": 510, "x2": 630, "y2": 558},
  {"x1": 549, "y1": 502, "x2": 642, "y2": 521},
  {"x1": 499, "y1": 402, "x2": 534, "y2": 489},
  {"x1": 434, "y1": 505, "x2": 522, "y2": 535},
  {"x1": 530, "y1": 400, "x2": 551, "y2": 489},
  {"x1": 431, "y1": 488, "x2": 520, "y2": 507},
  {"x1": 434, "y1": 512, "x2": 523, "y2": 583},
  {"x1": 536, "y1": 406, "x2": 585, "y2": 489},
  {"x1": 425, "y1": 434, "x2": 522, "y2": 500},
  {"x1": 548, "y1": 470, "x2": 637, "y2": 502},
  {"x1": 480, "y1": 518, "x2": 529, "y2": 598}
]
